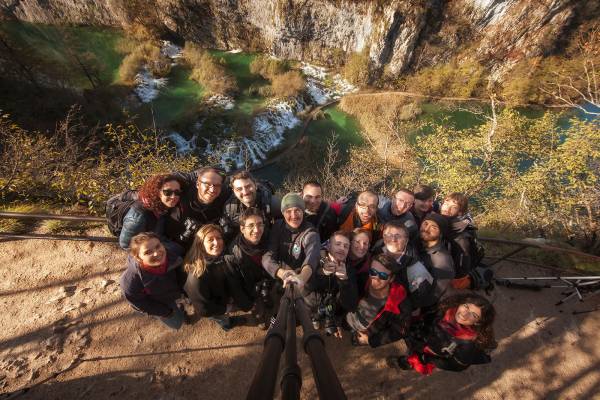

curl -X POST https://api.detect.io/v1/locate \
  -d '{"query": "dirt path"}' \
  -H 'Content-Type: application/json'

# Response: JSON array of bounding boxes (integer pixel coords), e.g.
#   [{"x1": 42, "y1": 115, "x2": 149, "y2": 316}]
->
[{"x1": 1, "y1": 234, "x2": 598, "y2": 399}]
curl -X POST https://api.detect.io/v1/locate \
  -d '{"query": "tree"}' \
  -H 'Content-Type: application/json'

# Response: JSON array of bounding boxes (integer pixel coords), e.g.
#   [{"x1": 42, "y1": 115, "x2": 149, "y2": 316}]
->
[{"x1": 541, "y1": 25, "x2": 600, "y2": 116}]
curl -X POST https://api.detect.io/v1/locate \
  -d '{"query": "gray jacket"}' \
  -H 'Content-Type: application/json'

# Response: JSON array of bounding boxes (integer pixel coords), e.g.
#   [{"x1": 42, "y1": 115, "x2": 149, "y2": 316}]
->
[{"x1": 262, "y1": 220, "x2": 321, "y2": 278}]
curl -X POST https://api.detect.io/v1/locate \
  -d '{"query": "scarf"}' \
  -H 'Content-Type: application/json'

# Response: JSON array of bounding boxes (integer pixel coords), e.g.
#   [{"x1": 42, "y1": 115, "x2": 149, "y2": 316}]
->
[
  {"x1": 141, "y1": 258, "x2": 168, "y2": 275},
  {"x1": 438, "y1": 307, "x2": 478, "y2": 341},
  {"x1": 234, "y1": 234, "x2": 266, "y2": 257},
  {"x1": 340, "y1": 208, "x2": 375, "y2": 233}
]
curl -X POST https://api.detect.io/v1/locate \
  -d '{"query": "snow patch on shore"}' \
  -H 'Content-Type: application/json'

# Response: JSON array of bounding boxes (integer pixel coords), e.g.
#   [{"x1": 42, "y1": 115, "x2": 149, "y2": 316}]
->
[
  {"x1": 167, "y1": 131, "x2": 197, "y2": 154},
  {"x1": 301, "y1": 62, "x2": 357, "y2": 104},
  {"x1": 206, "y1": 94, "x2": 235, "y2": 110},
  {"x1": 134, "y1": 69, "x2": 167, "y2": 103}
]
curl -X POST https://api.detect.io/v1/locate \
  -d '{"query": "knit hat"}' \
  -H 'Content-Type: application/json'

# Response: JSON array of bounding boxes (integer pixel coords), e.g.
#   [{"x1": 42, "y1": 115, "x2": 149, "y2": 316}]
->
[
  {"x1": 281, "y1": 193, "x2": 305, "y2": 212},
  {"x1": 423, "y1": 212, "x2": 449, "y2": 238}
]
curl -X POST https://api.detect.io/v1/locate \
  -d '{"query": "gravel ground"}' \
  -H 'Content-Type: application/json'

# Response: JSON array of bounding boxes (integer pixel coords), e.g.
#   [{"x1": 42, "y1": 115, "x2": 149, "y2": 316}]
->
[{"x1": 0, "y1": 235, "x2": 598, "y2": 400}]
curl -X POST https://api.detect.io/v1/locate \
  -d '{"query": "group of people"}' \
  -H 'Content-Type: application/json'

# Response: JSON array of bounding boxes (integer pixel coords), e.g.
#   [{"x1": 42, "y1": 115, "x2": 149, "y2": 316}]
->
[{"x1": 117, "y1": 166, "x2": 497, "y2": 375}]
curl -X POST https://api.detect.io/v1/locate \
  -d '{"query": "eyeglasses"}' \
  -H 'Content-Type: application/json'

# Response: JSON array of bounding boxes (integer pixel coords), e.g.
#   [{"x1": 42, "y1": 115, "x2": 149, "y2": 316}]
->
[
  {"x1": 369, "y1": 268, "x2": 390, "y2": 281},
  {"x1": 383, "y1": 233, "x2": 406, "y2": 242},
  {"x1": 243, "y1": 222, "x2": 265, "y2": 230},
  {"x1": 162, "y1": 189, "x2": 182, "y2": 197},
  {"x1": 200, "y1": 181, "x2": 222, "y2": 190},
  {"x1": 357, "y1": 202, "x2": 377, "y2": 212}
]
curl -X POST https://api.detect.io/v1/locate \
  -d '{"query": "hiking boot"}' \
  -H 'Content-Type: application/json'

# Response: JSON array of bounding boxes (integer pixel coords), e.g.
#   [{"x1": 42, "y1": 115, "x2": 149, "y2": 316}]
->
[{"x1": 386, "y1": 356, "x2": 412, "y2": 370}]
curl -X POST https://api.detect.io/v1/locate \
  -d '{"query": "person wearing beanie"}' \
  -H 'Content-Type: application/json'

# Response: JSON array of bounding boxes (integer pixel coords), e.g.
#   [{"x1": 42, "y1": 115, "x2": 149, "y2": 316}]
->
[
  {"x1": 419, "y1": 212, "x2": 455, "y2": 297},
  {"x1": 262, "y1": 192, "x2": 321, "y2": 300}
]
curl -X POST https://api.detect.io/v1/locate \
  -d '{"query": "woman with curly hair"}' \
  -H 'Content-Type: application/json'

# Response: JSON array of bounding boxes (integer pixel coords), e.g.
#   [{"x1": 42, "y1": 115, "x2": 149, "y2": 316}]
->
[
  {"x1": 119, "y1": 174, "x2": 185, "y2": 253},
  {"x1": 183, "y1": 224, "x2": 253, "y2": 331},
  {"x1": 387, "y1": 292, "x2": 497, "y2": 374}
]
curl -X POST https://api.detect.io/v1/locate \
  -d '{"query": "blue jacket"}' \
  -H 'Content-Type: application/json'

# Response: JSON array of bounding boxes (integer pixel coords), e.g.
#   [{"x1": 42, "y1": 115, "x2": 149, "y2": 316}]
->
[
  {"x1": 119, "y1": 204, "x2": 158, "y2": 249},
  {"x1": 120, "y1": 252, "x2": 183, "y2": 317},
  {"x1": 119, "y1": 204, "x2": 184, "y2": 256}
]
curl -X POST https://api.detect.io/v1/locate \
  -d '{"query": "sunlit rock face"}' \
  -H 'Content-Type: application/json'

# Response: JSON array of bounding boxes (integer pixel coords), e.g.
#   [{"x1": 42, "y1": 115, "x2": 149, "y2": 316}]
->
[{"x1": 0, "y1": 0, "x2": 585, "y2": 80}]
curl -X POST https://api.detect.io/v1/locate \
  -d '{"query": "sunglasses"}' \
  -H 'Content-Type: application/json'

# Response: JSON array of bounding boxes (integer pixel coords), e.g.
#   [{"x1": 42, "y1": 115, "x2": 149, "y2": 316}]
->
[
  {"x1": 162, "y1": 189, "x2": 182, "y2": 197},
  {"x1": 369, "y1": 268, "x2": 390, "y2": 281}
]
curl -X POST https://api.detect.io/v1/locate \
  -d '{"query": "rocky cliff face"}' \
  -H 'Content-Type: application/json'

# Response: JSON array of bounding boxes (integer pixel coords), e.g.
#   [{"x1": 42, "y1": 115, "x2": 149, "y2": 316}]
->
[{"x1": 0, "y1": 0, "x2": 592, "y2": 79}]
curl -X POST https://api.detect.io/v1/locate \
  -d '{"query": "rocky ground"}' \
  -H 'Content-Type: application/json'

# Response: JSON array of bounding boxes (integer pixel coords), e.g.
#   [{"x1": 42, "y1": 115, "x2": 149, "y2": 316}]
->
[{"x1": 0, "y1": 232, "x2": 598, "y2": 400}]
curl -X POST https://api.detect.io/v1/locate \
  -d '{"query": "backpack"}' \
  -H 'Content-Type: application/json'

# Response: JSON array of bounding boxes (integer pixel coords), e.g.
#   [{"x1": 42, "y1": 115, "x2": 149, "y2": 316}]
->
[
  {"x1": 105, "y1": 190, "x2": 139, "y2": 236},
  {"x1": 469, "y1": 263, "x2": 494, "y2": 293},
  {"x1": 470, "y1": 232, "x2": 486, "y2": 267}
]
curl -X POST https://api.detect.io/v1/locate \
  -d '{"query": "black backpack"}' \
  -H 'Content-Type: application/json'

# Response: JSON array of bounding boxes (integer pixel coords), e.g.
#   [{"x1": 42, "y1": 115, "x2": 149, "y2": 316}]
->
[
  {"x1": 105, "y1": 190, "x2": 139, "y2": 236},
  {"x1": 469, "y1": 231, "x2": 486, "y2": 267}
]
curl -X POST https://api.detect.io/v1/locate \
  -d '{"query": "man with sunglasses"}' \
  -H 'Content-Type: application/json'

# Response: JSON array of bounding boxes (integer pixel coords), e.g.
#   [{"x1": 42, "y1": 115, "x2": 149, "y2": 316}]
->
[
  {"x1": 166, "y1": 166, "x2": 232, "y2": 250},
  {"x1": 345, "y1": 253, "x2": 412, "y2": 347},
  {"x1": 220, "y1": 170, "x2": 281, "y2": 242},
  {"x1": 377, "y1": 189, "x2": 419, "y2": 243}
]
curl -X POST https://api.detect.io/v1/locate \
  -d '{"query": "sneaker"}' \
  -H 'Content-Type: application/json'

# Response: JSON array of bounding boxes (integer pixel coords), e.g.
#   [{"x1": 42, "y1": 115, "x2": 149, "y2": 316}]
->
[{"x1": 386, "y1": 356, "x2": 412, "y2": 370}]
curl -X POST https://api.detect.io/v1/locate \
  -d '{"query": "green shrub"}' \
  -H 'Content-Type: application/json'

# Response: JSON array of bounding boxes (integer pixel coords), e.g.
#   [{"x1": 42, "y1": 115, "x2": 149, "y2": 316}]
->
[
  {"x1": 0, "y1": 111, "x2": 199, "y2": 213},
  {"x1": 117, "y1": 40, "x2": 169, "y2": 84},
  {"x1": 405, "y1": 59, "x2": 485, "y2": 98},
  {"x1": 342, "y1": 50, "x2": 370, "y2": 87},
  {"x1": 184, "y1": 43, "x2": 238, "y2": 95},
  {"x1": 249, "y1": 55, "x2": 289, "y2": 80},
  {"x1": 270, "y1": 71, "x2": 305, "y2": 98}
]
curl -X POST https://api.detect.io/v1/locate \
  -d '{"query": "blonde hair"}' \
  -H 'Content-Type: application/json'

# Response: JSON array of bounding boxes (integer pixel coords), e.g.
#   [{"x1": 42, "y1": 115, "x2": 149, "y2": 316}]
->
[{"x1": 183, "y1": 224, "x2": 223, "y2": 278}]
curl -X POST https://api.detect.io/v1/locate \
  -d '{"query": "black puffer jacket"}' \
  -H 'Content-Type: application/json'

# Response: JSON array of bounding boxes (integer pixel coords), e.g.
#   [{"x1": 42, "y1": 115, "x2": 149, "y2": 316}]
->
[
  {"x1": 183, "y1": 255, "x2": 253, "y2": 317},
  {"x1": 419, "y1": 241, "x2": 455, "y2": 296},
  {"x1": 227, "y1": 233, "x2": 270, "y2": 300},
  {"x1": 308, "y1": 250, "x2": 359, "y2": 313}
]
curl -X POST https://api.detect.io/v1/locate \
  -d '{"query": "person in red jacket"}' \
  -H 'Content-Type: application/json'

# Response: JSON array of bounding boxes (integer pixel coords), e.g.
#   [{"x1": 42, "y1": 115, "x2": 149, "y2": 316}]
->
[
  {"x1": 345, "y1": 253, "x2": 412, "y2": 348},
  {"x1": 387, "y1": 292, "x2": 497, "y2": 374}
]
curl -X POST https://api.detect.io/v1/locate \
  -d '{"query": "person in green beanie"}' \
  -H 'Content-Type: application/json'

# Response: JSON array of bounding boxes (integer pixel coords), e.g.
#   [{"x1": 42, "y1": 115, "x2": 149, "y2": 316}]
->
[{"x1": 262, "y1": 192, "x2": 321, "y2": 297}]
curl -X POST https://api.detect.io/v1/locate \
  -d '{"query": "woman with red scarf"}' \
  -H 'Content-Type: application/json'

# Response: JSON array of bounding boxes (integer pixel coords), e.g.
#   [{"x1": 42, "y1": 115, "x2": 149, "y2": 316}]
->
[{"x1": 387, "y1": 292, "x2": 496, "y2": 374}]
